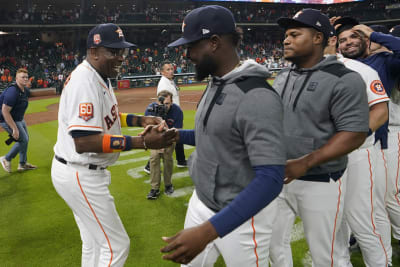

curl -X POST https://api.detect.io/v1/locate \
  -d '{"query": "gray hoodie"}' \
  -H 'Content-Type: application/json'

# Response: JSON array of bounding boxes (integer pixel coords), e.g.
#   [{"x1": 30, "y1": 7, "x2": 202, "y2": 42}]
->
[
  {"x1": 274, "y1": 55, "x2": 369, "y2": 176},
  {"x1": 188, "y1": 59, "x2": 286, "y2": 212}
]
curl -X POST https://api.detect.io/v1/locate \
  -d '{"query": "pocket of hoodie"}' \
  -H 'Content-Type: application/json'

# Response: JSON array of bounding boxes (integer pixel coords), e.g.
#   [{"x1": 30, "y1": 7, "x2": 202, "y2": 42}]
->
[{"x1": 284, "y1": 135, "x2": 314, "y2": 159}]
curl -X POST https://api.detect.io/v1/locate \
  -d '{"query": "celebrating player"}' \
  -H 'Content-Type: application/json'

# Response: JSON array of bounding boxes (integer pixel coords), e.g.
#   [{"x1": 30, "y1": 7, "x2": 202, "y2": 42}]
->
[
  {"x1": 325, "y1": 27, "x2": 389, "y2": 266},
  {"x1": 51, "y1": 23, "x2": 176, "y2": 267},
  {"x1": 269, "y1": 9, "x2": 369, "y2": 267},
  {"x1": 160, "y1": 5, "x2": 286, "y2": 266}
]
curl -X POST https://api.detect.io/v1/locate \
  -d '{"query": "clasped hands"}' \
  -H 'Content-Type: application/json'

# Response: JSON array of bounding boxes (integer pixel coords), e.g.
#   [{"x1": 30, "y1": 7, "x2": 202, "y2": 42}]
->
[{"x1": 139, "y1": 116, "x2": 178, "y2": 149}]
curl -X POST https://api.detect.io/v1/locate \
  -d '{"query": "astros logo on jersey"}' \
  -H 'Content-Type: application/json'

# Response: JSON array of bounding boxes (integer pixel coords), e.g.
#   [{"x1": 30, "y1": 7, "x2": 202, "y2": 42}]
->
[
  {"x1": 93, "y1": 34, "x2": 101, "y2": 45},
  {"x1": 79, "y1": 103, "x2": 94, "y2": 121},
  {"x1": 370, "y1": 80, "x2": 386, "y2": 95}
]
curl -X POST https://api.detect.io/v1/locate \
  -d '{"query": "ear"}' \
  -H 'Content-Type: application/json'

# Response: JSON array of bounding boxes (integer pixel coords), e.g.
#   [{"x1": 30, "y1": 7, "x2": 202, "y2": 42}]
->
[
  {"x1": 209, "y1": 34, "x2": 222, "y2": 52},
  {"x1": 313, "y1": 31, "x2": 324, "y2": 46}
]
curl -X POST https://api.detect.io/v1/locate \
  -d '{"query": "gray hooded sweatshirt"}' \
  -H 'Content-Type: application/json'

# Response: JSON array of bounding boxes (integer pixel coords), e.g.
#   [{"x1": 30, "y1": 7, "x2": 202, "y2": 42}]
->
[
  {"x1": 188, "y1": 59, "x2": 286, "y2": 212},
  {"x1": 274, "y1": 55, "x2": 369, "y2": 176}
]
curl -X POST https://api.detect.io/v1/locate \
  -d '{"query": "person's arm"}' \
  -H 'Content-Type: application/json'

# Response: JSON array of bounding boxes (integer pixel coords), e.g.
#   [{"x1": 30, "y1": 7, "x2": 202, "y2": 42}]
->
[
  {"x1": 160, "y1": 165, "x2": 284, "y2": 264},
  {"x1": 284, "y1": 131, "x2": 366, "y2": 183},
  {"x1": 369, "y1": 31, "x2": 400, "y2": 54},
  {"x1": 177, "y1": 129, "x2": 195, "y2": 146},
  {"x1": 1, "y1": 104, "x2": 19, "y2": 140},
  {"x1": 119, "y1": 112, "x2": 162, "y2": 128},
  {"x1": 369, "y1": 102, "x2": 388, "y2": 132},
  {"x1": 73, "y1": 124, "x2": 177, "y2": 153}
]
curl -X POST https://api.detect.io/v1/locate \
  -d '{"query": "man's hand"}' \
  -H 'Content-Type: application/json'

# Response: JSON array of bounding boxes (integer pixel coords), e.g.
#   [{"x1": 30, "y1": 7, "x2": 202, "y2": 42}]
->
[
  {"x1": 141, "y1": 115, "x2": 162, "y2": 127},
  {"x1": 161, "y1": 221, "x2": 218, "y2": 264},
  {"x1": 329, "y1": 16, "x2": 341, "y2": 27},
  {"x1": 284, "y1": 157, "x2": 309, "y2": 184},
  {"x1": 139, "y1": 121, "x2": 168, "y2": 136},
  {"x1": 142, "y1": 124, "x2": 177, "y2": 149},
  {"x1": 353, "y1": 24, "x2": 374, "y2": 39},
  {"x1": 12, "y1": 128, "x2": 19, "y2": 140}
]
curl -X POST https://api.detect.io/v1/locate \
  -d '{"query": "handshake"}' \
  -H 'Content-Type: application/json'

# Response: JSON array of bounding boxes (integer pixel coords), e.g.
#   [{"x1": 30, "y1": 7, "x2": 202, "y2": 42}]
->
[{"x1": 139, "y1": 118, "x2": 179, "y2": 150}]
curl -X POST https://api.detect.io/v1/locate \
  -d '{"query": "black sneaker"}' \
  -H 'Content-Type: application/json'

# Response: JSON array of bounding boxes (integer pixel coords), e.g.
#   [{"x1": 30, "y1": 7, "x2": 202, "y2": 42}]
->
[
  {"x1": 147, "y1": 189, "x2": 160, "y2": 200},
  {"x1": 144, "y1": 161, "x2": 150, "y2": 174},
  {"x1": 177, "y1": 161, "x2": 187, "y2": 168},
  {"x1": 165, "y1": 184, "x2": 174, "y2": 195}
]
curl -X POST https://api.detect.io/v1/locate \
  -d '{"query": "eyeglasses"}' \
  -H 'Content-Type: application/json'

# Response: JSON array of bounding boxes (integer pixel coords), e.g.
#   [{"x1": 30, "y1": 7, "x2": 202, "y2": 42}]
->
[{"x1": 104, "y1": 47, "x2": 129, "y2": 58}]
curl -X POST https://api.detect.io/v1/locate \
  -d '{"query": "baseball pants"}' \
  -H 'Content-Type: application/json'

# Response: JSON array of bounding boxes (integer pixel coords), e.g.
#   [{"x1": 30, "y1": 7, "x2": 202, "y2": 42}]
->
[
  {"x1": 51, "y1": 158, "x2": 130, "y2": 267},
  {"x1": 374, "y1": 142, "x2": 393, "y2": 266},
  {"x1": 387, "y1": 127, "x2": 400, "y2": 241},
  {"x1": 269, "y1": 173, "x2": 347, "y2": 267},
  {"x1": 182, "y1": 190, "x2": 277, "y2": 267},
  {"x1": 336, "y1": 147, "x2": 387, "y2": 267}
]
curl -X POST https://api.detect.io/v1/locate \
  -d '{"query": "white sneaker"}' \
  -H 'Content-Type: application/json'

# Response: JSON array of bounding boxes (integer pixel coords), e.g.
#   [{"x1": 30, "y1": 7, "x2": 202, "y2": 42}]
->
[
  {"x1": 0, "y1": 156, "x2": 11, "y2": 173},
  {"x1": 18, "y1": 162, "x2": 37, "y2": 171}
]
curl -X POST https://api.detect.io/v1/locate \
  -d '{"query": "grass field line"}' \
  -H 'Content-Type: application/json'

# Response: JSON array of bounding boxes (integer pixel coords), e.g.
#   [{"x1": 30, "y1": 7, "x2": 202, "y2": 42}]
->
[
  {"x1": 302, "y1": 251, "x2": 312, "y2": 267},
  {"x1": 112, "y1": 156, "x2": 149, "y2": 166},
  {"x1": 291, "y1": 221, "x2": 305, "y2": 242},
  {"x1": 168, "y1": 186, "x2": 195, "y2": 198}
]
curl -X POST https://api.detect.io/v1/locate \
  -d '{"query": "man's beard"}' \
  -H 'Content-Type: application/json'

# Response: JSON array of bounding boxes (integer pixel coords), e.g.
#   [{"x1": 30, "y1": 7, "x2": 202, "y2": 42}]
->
[
  {"x1": 195, "y1": 55, "x2": 218, "y2": 81},
  {"x1": 342, "y1": 40, "x2": 367, "y2": 59}
]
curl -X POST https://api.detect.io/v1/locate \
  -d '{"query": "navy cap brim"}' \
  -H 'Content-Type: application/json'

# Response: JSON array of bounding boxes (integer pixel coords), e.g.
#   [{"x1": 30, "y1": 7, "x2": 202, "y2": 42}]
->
[
  {"x1": 103, "y1": 40, "x2": 136, "y2": 48},
  {"x1": 168, "y1": 36, "x2": 202, "y2": 47}
]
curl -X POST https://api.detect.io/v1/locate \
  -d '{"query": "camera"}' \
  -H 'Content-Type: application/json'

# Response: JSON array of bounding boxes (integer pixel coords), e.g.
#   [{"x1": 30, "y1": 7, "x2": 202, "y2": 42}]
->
[
  {"x1": 147, "y1": 96, "x2": 168, "y2": 120},
  {"x1": 5, "y1": 134, "x2": 16, "y2": 146}
]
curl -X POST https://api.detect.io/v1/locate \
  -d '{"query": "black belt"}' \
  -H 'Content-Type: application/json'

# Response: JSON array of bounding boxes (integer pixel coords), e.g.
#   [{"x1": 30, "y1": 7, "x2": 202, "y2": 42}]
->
[
  {"x1": 298, "y1": 169, "x2": 346, "y2": 183},
  {"x1": 55, "y1": 155, "x2": 106, "y2": 170}
]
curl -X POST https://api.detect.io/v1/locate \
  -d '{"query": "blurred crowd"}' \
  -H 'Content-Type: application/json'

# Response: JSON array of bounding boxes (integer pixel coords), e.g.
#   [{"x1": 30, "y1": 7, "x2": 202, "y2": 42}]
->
[
  {"x1": 0, "y1": 37, "x2": 289, "y2": 90},
  {"x1": 0, "y1": 0, "x2": 399, "y2": 24}
]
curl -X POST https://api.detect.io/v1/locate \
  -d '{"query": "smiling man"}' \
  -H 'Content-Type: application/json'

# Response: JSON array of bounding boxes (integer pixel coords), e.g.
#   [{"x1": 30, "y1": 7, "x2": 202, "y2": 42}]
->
[{"x1": 51, "y1": 23, "x2": 177, "y2": 267}]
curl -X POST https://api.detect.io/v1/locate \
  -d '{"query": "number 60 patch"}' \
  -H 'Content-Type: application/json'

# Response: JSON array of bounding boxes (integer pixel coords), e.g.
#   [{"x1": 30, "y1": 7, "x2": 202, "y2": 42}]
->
[{"x1": 79, "y1": 103, "x2": 94, "y2": 121}]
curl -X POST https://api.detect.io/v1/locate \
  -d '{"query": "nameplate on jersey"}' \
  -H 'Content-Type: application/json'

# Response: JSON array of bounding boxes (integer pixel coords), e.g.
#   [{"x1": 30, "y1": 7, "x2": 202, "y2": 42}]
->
[
  {"x1": 79, "y1": 103, "x2": 94, "y2": 121},
  {"x1": 370, "y1": 80, "x2": 386, "y2": 95}
]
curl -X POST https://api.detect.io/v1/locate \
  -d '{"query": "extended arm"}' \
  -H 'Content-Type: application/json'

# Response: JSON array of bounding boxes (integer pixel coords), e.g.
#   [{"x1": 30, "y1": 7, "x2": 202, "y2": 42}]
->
[
  {"x1": 160, "y1": 165, "x2": 284, "y2": 264},
  {"x1": 119, "y1": 112, "x2": 162, "y2": 128}
]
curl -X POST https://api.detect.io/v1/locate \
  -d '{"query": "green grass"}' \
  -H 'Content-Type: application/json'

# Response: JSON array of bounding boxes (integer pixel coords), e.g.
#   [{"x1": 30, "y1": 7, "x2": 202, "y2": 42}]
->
[
  {"x1": 180, "y1": 84, "x2": 207, "y2": 91},
  {"x1": 0, "y1": 84, "x2": 399, "y2": 266},
  {"x1": 25, "y1": 97, "x2": 60, "y2": 114}
]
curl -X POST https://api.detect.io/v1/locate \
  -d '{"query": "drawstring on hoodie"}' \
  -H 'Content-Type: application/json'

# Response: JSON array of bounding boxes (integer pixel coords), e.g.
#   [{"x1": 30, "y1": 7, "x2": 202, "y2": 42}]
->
[
  {"x1": 203, "y1": 78, "x2": 225, "y2": 128},
  {"x1": 281, "y1": 69, "x2": 314, "y2": 111}
]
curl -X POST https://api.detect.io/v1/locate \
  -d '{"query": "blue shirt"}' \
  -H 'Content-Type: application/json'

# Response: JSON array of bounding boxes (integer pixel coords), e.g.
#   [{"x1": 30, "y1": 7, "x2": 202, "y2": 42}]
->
[
  {"x1": 0, "y1": 84, "x2": 30, "y2": 122},
  {"x1": 358, "y1": 32, "x2": 400, "y2": 148},
  {"x1": 145, "y1": 102, "x2": 183, "y2": 128}
]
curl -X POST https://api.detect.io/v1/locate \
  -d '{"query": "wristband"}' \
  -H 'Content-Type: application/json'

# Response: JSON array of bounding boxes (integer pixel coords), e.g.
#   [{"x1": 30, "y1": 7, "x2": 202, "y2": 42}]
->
[
  {"x1": 102, "y1": 134, "x2": 132, "y2": 153},
  {"x1": 119, "y1": 113, "x2": 135, "y2": 127}
]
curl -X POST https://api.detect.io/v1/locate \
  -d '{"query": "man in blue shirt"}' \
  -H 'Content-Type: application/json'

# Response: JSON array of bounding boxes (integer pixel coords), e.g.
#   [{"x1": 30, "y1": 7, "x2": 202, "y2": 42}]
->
[
  {"x1": 145, "y1": 90, "x2": 183, "y2": 199},
  {"x1": 0, "y1": 68, "x2": 36, "y2": 172}
]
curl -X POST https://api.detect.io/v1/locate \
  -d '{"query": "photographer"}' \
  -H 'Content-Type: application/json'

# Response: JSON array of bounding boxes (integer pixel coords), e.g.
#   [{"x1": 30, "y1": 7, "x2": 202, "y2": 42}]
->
[
  {"x1": 0, "y1": 68, "x2": 36, "y2": 173},
  {"x1": 145, "y1": 90, "x2": 183, "y2": 199}
]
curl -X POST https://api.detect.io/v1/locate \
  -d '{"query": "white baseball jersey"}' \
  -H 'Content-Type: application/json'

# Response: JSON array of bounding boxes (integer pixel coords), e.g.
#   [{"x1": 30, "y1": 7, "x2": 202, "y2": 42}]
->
[
  {"x1": 157, "y1": 75, "x2": 180, "y2": 106},
  {"x1": 339, "y1": 55, "x2": 389, "y2": 148},
  {"x1": 54, "y1": 60, "x2": 121, "y2": 167},
  {"x1": 336, "y1": 55, "x2": 390, "y2": 266}
]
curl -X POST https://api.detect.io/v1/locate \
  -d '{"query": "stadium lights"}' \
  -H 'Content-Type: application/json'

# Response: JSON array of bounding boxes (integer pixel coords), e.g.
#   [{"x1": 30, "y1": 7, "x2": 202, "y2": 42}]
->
[{"x1": 0, "y1": 31, "x2": 9, "y2": 35}]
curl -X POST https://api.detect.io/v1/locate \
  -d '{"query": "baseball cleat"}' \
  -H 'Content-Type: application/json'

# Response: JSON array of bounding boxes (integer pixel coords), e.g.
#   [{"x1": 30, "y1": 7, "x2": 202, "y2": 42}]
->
[
  {"x1": 147, "y1": 189, "x2": 160, "y2": 200},
  {"x1": 0, "y1": 156, "x2": 11, "y2": 173},
  {"x1": 18, "y1": 162, "x2": 37, "y2": 171}
]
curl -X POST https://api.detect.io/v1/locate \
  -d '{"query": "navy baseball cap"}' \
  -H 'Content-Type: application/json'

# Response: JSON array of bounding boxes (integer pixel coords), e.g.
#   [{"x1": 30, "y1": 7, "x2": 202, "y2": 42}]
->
[
  {"x1": 87, "y1": 23, "x2": 135, "y2": 49},
  {"x1": 370, "y1": 24, "x2": 389, "y2": 34},
  {"x1": 277, "y1": 9, "x2": 334, "y2": 39},
  {"x1": 168, "y1": 5, "x2": 236, "y2": 47},
  {"x1": 333, "y1": 17, "x2": 359, "y2": 36},
  {"x1": 390, "y1": 25, "x2": 400, "y2": 37}
]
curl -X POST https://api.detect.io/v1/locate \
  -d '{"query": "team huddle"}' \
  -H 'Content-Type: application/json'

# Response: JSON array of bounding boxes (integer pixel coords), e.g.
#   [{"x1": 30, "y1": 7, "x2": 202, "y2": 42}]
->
[{"x1": 47, "y1": 4, "x2": 400, "y2": 267}]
